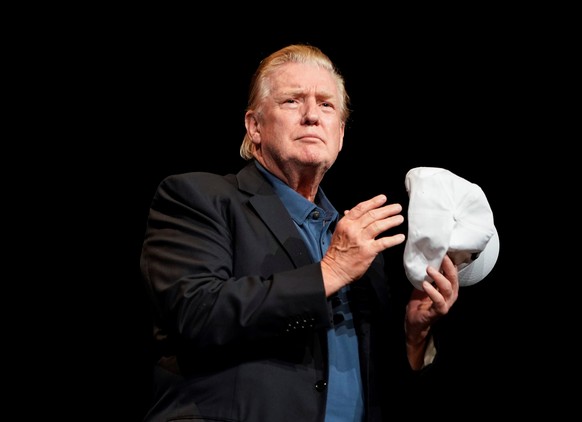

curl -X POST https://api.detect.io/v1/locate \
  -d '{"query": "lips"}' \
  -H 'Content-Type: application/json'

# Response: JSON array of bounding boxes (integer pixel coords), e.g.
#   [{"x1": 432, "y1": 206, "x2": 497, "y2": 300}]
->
[{"x1": 297, "y1": 135, "x2": 323, "y2": 142}]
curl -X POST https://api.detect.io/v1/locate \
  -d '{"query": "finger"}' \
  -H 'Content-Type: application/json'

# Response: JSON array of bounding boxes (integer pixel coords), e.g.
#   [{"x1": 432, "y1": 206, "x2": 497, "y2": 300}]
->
[
  {"x1": 426, "y1": 256, "x2": 459, "y2": 304},
  {"x1": 355, "y1": 215, "x2": 403, "y2": 247},
  {"x1": 421, "y1": 280, "x2": 446, "y2": 311},
  {"x1": 375, "y1": 233, "x2": 406, "y2": 252},
  {"x1": 427, "y1": 269, "x2": 453, "y2": 299},
  {"x1": 430, "y1": 255, "x2": 459, "y2": 295},
  {"x1": 349, "y1": 202, "x2": 403, "y2": 232},
  {"x1": 343, "y1": 194, "x2": 387, "y2": 219},
  {"x1": 441, "y1": 254, "x2": 460, "y2": 292}
]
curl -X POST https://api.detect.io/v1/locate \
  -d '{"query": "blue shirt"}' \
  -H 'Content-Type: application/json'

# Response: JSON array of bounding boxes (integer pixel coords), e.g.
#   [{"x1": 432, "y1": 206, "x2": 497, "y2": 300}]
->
[{"x1": 256, "y1": 162, "x2": 364, "y2": 422}]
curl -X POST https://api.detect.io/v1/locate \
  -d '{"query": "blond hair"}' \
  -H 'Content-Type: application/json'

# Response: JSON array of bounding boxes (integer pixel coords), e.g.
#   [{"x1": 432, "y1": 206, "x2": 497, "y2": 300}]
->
[{"x1": 240, "y1": 44, "x2": 351, "y2": 160}]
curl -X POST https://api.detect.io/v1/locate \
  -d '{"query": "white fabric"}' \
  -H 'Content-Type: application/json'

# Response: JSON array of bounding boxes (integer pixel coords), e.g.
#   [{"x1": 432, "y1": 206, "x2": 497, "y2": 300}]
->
[{"x1": 403, "y1": 167, "x2": 499, "y2": 290}]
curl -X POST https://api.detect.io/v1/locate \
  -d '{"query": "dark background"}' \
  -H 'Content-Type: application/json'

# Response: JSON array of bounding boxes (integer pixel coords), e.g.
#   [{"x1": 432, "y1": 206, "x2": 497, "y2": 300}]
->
[{"x1": 56, "y1": 17, "x2": 565, "y2": 420}]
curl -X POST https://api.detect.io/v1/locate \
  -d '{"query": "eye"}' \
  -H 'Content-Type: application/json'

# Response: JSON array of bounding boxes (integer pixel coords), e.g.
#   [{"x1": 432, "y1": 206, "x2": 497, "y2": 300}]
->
[{"x1": 320, "y1": 102, "x2": 337, "y2": 112}]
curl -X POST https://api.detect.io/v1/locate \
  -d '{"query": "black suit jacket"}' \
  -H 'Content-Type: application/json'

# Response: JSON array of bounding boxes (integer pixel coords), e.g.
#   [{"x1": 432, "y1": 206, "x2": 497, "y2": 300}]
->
[{"x1": 140, "y1": 161, "x2": 414, "y2": 422}]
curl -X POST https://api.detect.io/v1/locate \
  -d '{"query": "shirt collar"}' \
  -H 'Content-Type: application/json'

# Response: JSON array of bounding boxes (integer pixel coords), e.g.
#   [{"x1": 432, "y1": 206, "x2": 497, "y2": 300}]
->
[{"x1": 254, "y1": 161, "x2": 338, "y2": 225}]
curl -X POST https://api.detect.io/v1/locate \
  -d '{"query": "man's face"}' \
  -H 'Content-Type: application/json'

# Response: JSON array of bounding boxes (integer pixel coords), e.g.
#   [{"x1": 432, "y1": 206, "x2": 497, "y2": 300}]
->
[{"x1": 249, "y1": 62, "x2": 345, "y2": 174}]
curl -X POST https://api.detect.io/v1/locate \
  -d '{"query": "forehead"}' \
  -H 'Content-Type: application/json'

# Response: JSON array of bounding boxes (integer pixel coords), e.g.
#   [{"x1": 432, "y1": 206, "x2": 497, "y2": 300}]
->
[{"x1": 269, "y1": 62, "x2": 338, "y2": 94}]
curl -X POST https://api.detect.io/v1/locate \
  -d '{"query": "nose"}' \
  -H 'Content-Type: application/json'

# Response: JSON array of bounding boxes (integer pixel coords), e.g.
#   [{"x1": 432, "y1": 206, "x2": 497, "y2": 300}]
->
[{"x1": 302, "y1": 99, "x2": 320, "y2": 125}]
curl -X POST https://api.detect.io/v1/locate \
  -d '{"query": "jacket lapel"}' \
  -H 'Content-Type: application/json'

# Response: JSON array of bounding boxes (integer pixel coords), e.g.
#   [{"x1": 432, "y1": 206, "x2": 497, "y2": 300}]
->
[{"x1": 237, "y1": 162, "x2": 313, "y2": 269}]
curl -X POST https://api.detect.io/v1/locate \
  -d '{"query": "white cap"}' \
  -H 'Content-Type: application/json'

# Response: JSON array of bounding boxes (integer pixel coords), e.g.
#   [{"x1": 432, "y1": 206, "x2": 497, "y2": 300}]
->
[{"x1": 403, "y1": 167, "x2": 500, "y2": 290}]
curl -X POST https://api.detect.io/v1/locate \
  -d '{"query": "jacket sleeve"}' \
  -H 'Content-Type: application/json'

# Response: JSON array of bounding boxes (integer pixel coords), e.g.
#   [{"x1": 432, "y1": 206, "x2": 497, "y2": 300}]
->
[{"x1": 140, "y1": 172, "x2": 332, "y2": 352}]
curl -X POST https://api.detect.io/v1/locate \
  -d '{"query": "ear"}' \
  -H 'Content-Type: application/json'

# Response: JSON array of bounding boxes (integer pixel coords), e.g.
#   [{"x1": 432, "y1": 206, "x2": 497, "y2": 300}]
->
[
  {"x1": 338, "y1": 121, "x2": 345, "y2": 151},
  {"x1": 245, "y1": 111, "x2": 261, "y2": 144}
]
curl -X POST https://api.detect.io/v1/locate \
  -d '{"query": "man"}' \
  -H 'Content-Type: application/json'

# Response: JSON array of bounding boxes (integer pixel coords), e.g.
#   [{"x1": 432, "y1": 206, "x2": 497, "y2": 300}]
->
[{"x1": 140, "y1": 44, "x2": 459, "y2": 422}]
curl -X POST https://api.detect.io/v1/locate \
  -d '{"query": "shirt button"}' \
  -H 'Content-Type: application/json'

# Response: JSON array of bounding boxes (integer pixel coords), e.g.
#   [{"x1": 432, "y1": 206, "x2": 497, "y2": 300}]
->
[
  {"x1": 314, "y1": 380, "x2": 327, "y2": 392},
  {"x1": 312, "y1": 210, "x2": 320, "y2": 219}
]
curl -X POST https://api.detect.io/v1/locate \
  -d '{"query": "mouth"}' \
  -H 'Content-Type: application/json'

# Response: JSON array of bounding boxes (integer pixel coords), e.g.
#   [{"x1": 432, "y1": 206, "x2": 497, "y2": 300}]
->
[{"x1": 297, "y1": 135, "x2": 323, "y2": 143}]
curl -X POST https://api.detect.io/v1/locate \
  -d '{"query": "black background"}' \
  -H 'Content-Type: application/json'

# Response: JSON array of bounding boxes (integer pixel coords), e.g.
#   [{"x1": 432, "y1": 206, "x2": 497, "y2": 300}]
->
[{"x1": 54, "y1": 15, "x2": 566, "y2": 420}]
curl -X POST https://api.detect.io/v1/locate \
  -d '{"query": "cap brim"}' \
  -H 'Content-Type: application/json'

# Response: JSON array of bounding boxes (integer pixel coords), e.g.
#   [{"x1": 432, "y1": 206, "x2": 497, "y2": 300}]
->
[{"x1": 457, "y1": 227, "x2": 500, "y2": 286}]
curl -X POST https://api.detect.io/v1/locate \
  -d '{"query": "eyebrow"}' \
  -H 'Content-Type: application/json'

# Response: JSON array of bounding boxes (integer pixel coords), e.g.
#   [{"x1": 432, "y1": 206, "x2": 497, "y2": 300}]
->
[{"x1": 279, "y1": 87, "x2": 336, "y2": 101}]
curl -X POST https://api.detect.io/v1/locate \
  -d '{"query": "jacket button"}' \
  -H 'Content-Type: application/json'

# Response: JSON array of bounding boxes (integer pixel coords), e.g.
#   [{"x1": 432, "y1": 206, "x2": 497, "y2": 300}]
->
[{"x1": 314, "y1": 380, "x2": 327, "y2": 392}]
